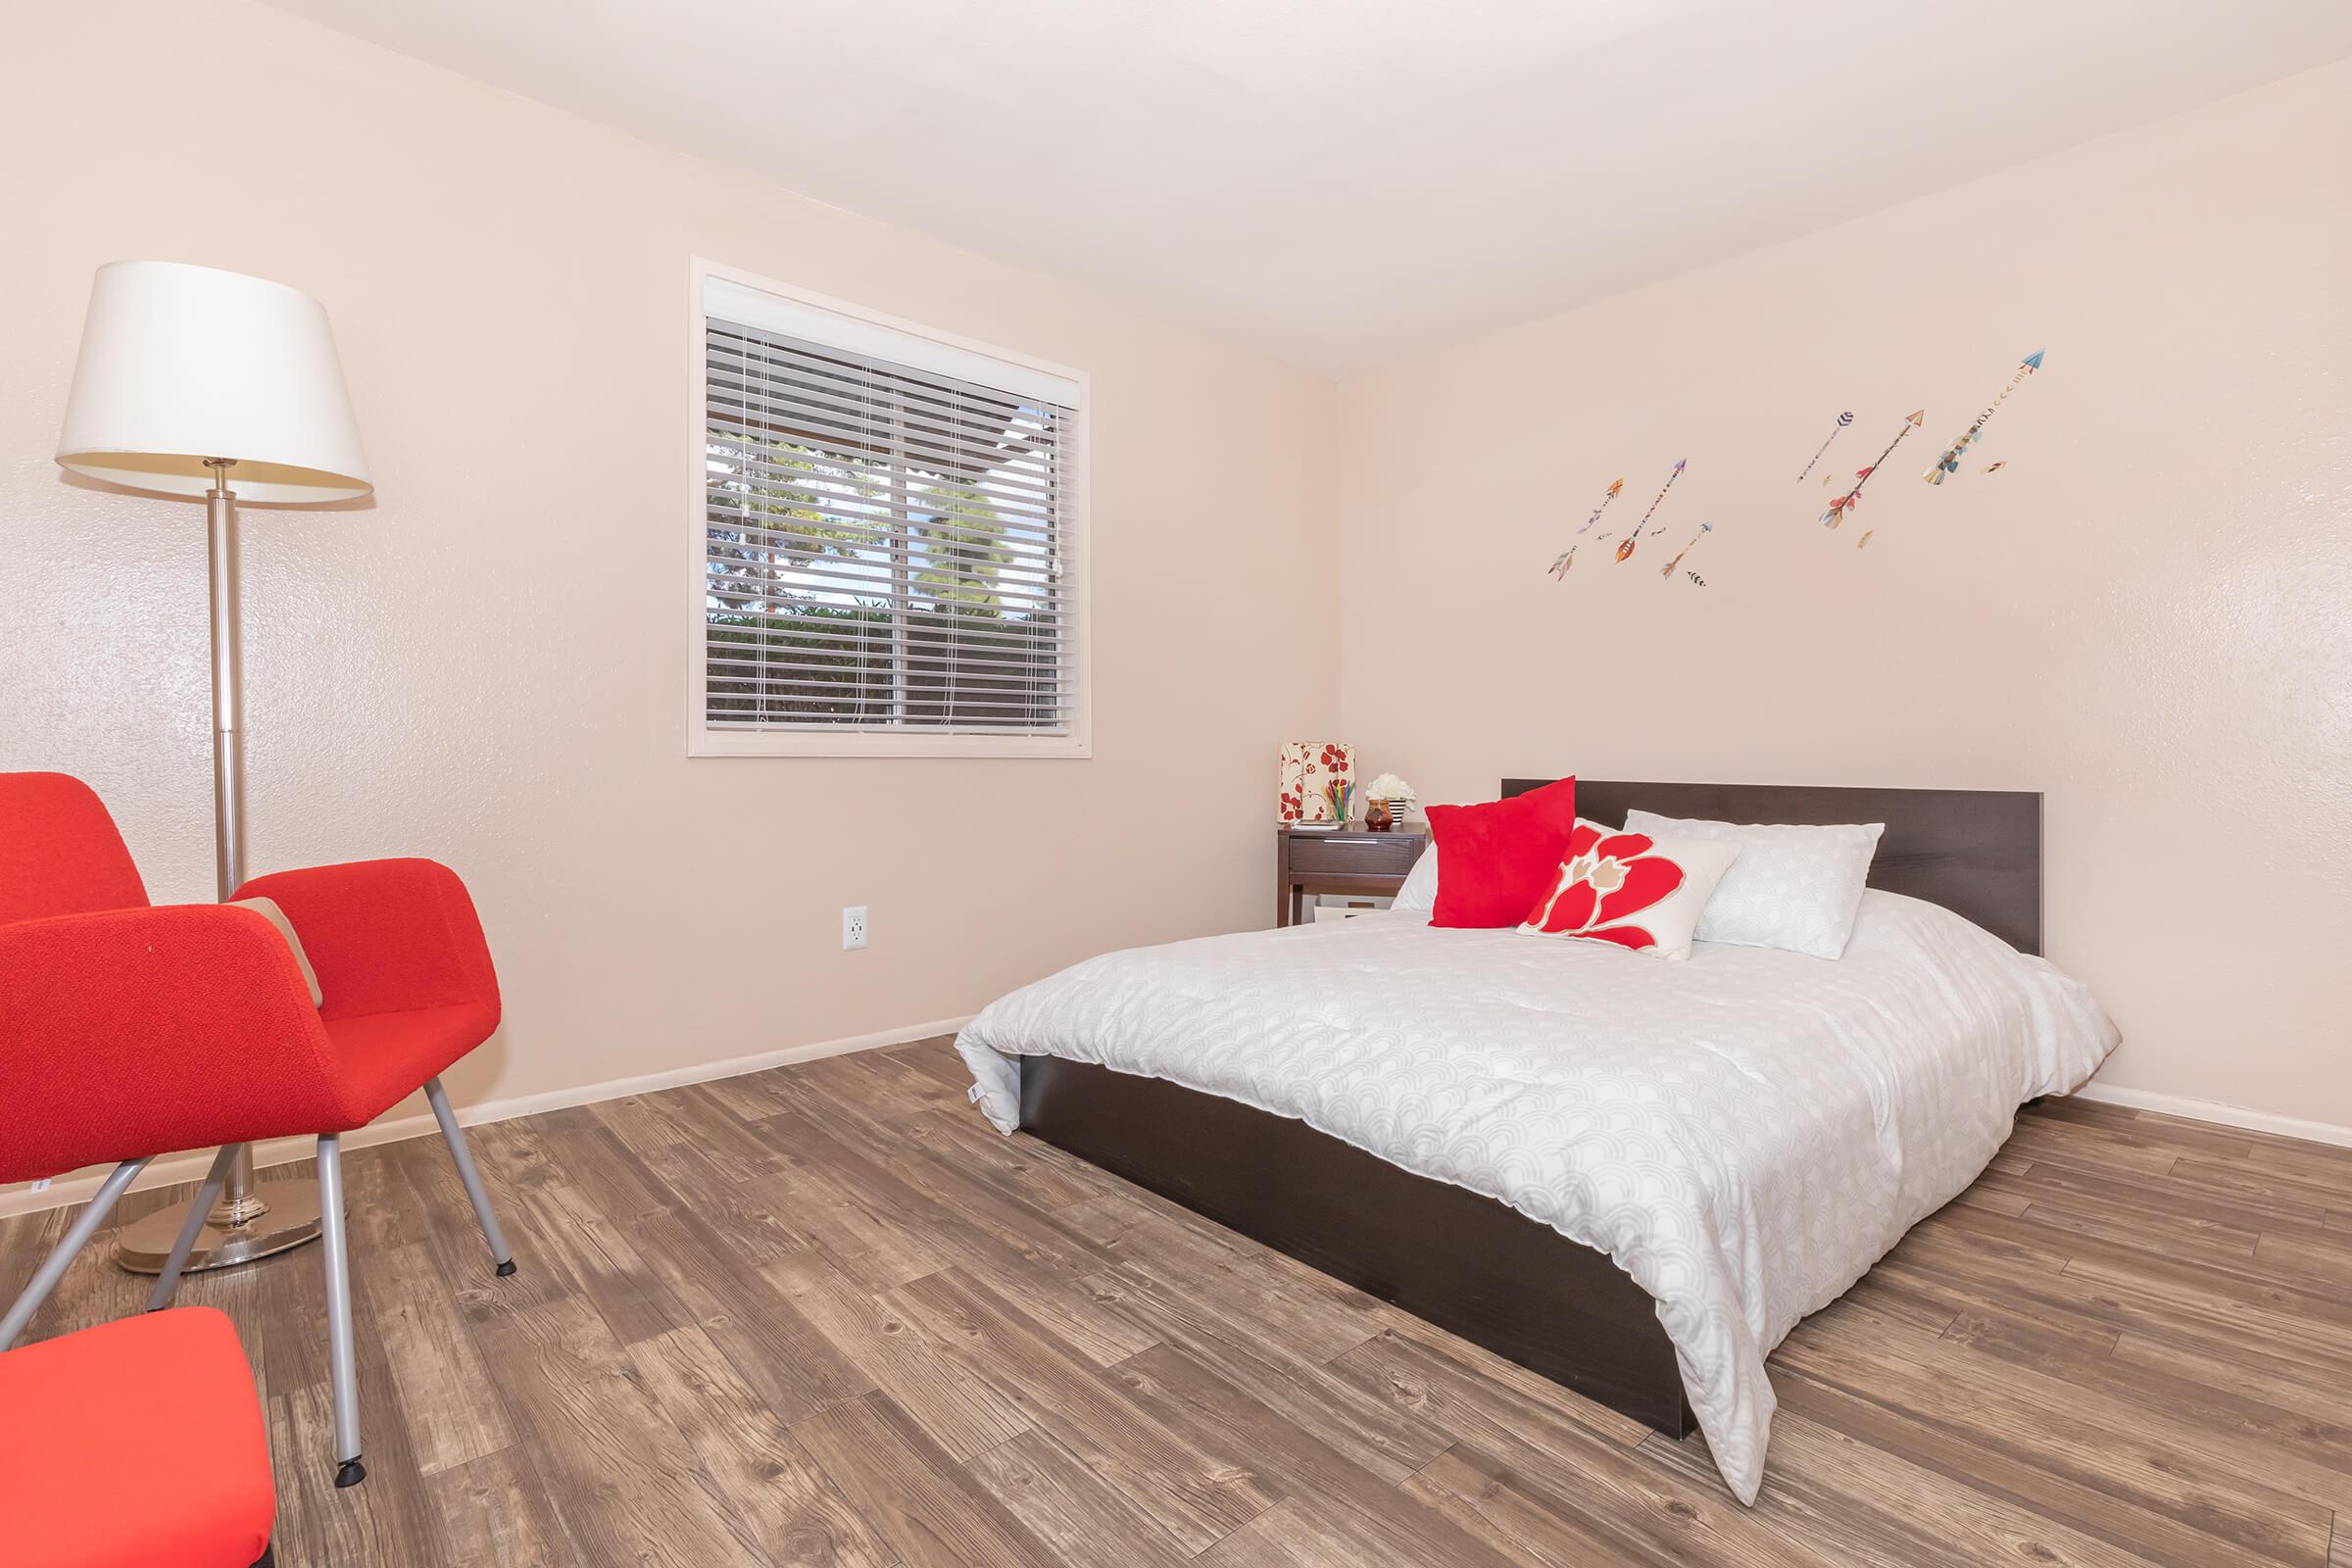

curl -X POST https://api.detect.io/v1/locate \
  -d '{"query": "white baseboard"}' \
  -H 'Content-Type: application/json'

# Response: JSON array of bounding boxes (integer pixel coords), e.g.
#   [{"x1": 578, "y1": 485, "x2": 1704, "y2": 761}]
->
[
  {"x1": 2072, "y1": 1080, "x2": 2352, "y2": 1151},
  {"x1": 0, "y1": 1014, "x2": 974, "y2": 1221}
]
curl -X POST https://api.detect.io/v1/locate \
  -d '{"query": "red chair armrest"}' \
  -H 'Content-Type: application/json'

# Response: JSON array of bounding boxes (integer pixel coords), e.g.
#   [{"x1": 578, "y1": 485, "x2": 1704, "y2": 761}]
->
[
  {"x1": 0, "y1": 906, "x2": 355, "y2": 1182},
  {"x1": 233, "y1": 858, "x2": 500, "y2": 1023}
]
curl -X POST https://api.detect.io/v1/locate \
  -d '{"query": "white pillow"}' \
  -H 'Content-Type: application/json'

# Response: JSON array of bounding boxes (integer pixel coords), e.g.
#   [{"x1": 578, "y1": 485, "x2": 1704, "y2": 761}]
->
[
  {"x1": 1517, "y1": 819, "x2": 1740, "y2": 960},
  {"x1": 1392, "y1": 842, "x2": 1439, "y2": 916},
  {"x1": 1621, "y1": 810, "x2": 1884, "y2": 959}
]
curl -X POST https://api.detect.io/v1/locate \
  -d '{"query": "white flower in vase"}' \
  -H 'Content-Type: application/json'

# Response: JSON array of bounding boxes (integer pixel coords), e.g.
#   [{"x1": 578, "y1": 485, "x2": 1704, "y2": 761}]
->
[{"x1": 1360, "y1": 773, "x2": 1416, "y2": 829}]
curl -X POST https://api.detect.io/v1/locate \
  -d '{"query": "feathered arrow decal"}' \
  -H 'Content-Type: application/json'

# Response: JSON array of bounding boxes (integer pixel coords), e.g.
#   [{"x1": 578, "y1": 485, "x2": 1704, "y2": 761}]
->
[
  {"x1": 1548, "y1": 476, "x2": 1623, "y2": 577},
  {"x1": 1820, "y1": 411, "x2": 1923, "y2": 529},
  {"x1": 1661, "y1": 521, "x2": 1713, "y2": 579},
  {"x1": 1925, "y1": 350, "x2": 2042, "y2": 484},
  {"x1": 1617, "y1": 459, "x2": 1686, "y2": 563},
  {"x1": 1796, "y1": 412, "x2": 1853, "y2": 483}
]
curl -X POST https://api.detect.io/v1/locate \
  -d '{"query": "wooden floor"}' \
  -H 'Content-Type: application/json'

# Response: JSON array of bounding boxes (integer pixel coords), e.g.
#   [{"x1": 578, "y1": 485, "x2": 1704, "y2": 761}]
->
[{"x1": 7, "y1": 1041, "x2": 2352, "y2": 1567}]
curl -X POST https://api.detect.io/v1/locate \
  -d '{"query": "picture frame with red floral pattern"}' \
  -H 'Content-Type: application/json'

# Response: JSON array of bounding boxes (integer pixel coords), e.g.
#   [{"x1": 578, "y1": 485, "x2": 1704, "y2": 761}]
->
[{"x1": 1278, "y1": 741, "x2": 1355, "y2": 824}]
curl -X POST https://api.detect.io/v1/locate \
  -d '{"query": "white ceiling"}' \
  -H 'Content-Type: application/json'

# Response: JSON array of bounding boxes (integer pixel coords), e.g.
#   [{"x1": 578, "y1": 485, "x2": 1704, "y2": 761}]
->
[{"x1": 265, "y1": 0, "x2": 2352, "y2": 375}]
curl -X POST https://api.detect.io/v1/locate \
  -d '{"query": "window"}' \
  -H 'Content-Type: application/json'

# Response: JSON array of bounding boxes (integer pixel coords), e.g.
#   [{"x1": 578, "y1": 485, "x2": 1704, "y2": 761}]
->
[{"x1": 689, "y1": 262, "x2": 1088, "y2": 757}]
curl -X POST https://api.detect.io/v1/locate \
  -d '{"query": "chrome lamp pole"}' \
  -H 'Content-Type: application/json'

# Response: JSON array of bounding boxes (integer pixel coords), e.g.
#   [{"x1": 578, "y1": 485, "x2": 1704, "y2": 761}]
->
[
  {"x1": 114, "y1": 460, "x2": 329, "y2": 1271},
  {"x1": 51, "y1": 260, "x2": 372, "y2": 1274}
]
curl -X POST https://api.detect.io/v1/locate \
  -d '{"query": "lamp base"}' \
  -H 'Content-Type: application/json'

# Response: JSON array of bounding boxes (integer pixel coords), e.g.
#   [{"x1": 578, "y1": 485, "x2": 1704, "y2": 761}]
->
[{"x1": 115, "y1": 1179, "x2": 326, "y2": 1274}]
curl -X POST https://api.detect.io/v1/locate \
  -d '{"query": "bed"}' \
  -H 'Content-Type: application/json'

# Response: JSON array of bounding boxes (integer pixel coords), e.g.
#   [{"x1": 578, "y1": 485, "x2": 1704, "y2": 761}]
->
[{"x1": 956, "y1": 780, "x2": 2118, "y2": 1501}]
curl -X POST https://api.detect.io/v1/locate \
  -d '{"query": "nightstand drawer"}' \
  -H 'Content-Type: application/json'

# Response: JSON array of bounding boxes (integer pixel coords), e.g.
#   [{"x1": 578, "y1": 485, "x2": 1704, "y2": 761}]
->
[
  {"x1": 1276, "y1": 826, "x2": 1428, "y2": 926},
  {"x1": 1285, "y1": 832, "x2": 1423, "y2": 878}
]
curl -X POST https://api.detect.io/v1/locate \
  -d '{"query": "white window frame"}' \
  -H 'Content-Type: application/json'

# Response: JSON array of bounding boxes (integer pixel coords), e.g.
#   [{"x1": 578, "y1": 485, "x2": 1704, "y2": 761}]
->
[{"x1": 685, "y1": 257, "x2": 1092, "y2": 759}]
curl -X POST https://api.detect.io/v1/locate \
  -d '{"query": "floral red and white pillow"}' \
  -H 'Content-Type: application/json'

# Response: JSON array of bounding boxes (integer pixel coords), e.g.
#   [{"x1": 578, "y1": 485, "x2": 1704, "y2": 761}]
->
[{"x1": 1518, "y1": 818, "x2": 1742, "y2": 960}]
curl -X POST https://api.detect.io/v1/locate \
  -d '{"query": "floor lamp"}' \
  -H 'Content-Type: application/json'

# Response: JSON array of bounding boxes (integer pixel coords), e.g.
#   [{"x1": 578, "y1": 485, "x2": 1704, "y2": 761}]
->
[{"x1": 54, "y1": 260, "x2": 373, "y2": 1273}]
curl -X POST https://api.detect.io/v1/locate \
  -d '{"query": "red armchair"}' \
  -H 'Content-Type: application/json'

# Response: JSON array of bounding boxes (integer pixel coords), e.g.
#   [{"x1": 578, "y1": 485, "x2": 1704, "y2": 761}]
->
[
  {"x1": 2, "y1": 1308, "x2": 277, "y2": 1567},
  {"x1": 0, "y1": 772, "x2": 517, "y2": 1490}
]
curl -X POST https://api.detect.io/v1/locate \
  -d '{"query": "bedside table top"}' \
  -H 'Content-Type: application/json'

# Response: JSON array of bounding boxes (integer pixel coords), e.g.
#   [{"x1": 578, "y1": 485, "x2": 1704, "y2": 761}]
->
[{"x1": 1275, "y1": 823, "x2": 1427, "y2": 837}]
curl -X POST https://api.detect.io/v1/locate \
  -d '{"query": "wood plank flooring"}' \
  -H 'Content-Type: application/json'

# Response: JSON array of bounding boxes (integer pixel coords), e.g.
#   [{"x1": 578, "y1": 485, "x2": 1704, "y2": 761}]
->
[{"x1": 6, "y1": 1039, "x2": 2351, "y2": 1566}]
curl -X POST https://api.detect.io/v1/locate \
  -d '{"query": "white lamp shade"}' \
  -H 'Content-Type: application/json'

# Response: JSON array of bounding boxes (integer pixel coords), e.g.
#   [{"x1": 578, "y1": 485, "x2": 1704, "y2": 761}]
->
[{"x1": 56, "y1": 261, "x2": 371, "y2": 504}]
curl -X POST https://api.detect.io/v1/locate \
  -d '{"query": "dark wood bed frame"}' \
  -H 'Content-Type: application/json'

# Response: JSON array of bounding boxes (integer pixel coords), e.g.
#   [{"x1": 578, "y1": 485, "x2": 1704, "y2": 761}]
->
[{"x1": 1018, "y1": 778, "x2": 2042, "y2": 1438}]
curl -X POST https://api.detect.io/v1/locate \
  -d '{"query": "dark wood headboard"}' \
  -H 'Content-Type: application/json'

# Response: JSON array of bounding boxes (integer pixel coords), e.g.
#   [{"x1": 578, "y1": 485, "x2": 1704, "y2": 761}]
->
[{"x1": 1500, "y1": 778, "x2": 2042, "y2": 956}]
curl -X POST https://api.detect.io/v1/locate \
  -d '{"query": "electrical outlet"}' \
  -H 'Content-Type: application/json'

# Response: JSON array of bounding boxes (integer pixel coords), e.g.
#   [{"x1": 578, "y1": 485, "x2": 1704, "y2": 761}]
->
[{"x1": 842, "y1": 905, "x2": 868, "y2": 951}]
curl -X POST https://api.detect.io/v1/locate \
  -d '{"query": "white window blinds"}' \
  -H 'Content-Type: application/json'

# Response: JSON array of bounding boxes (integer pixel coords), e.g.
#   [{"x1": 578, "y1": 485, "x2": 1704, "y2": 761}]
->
[{"x1": 699, "y1": 273, "x2": 1085, "y2": 752}]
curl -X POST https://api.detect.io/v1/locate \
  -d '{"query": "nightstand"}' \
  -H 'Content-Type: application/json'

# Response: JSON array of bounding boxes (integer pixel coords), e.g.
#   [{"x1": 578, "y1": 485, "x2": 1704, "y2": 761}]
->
[{"x1": 1276, "y1": 825, "x2": 1428, "y2": 927}]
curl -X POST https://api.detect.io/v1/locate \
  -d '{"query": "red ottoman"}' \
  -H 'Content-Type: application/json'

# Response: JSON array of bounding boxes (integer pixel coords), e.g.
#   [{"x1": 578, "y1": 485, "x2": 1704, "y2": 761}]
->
[{"x1": 0, "y1": 1308, "x2": 275, "y2": 1567}]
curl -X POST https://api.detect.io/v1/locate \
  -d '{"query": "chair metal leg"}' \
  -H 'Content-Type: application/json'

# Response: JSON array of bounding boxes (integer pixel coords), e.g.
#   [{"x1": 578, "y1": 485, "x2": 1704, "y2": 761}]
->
[
  {"x1": 423, "y1": 1077, "x2": 515, "y2": 1276},
  {"x1": 144, "y1": 1145, "x2": 244, "y2": 1312},
  {"x1": 316, "y1": 1134, "x2": 365, "y2": 1488},
  {"x1": 1, "y1": 1158, "x2": 151, "y2": 1349}
]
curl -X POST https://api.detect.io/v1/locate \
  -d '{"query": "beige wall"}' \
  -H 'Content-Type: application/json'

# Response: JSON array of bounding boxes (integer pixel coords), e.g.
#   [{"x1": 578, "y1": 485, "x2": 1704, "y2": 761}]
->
[
  {"x1": 1338, "y1": 59, "x2": 2352, "y2": 1128},
  {"x1": 5, "y1": 1, "x2": 2345, "y2": 1219},
  {"x1": 0, "y1": 0, "x2": 1337, "y2": 1201}
]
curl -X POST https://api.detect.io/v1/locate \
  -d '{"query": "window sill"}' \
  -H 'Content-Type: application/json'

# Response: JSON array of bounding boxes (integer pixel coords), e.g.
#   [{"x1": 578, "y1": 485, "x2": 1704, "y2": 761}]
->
[{"x1": 688, "y1": 727, "x2": 1092, "y2": 760}]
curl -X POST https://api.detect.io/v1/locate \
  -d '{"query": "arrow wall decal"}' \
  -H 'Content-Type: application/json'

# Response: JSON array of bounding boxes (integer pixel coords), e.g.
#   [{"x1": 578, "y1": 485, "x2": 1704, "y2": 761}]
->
[
  {"x1": 1548, "y1": 476, "x2": 1624, "y2": 577},
  {"x1": 1661, "y1": 521, "x2": 1713, "y2": 579},
  {"x1": 1925, "y1": 350, "x2": 2042, "y2": 484},
  {"x1": 1820, "y1": 411, "x2": 1923, "y2": 529},
  {"x1": 1617, "y1": 459, "x2": 1686, "y2": 563},
  {"x1": 1796, "y1": 412, "x2": 1853, "y2": 483}
]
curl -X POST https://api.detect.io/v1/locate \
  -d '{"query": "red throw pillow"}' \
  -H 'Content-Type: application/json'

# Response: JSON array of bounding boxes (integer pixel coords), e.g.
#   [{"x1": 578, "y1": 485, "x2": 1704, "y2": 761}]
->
[{"x1": 1424, "y1": 777, "x2": 1579, "y2": 928}]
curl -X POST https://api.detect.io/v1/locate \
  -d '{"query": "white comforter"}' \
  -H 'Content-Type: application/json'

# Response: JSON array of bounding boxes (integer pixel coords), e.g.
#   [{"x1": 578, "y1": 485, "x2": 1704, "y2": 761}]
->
[{"x1": 956, "y1": 891, "x2": 2118, "y2": 1503}]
